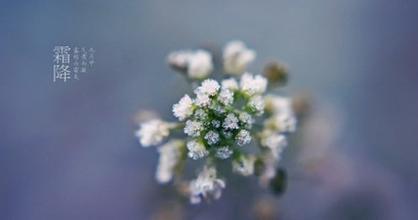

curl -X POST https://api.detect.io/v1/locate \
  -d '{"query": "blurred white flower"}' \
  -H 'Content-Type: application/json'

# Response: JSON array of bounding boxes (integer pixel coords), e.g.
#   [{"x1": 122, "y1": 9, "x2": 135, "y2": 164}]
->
[
  {"x1": 240, "y1": 73, "x2": 267, "y2": 96},
  {"x1": 260, "y1": 130, "x2": 287, "y2": 160},
  {"x1": 156, "y1": 140, "x2": 185, "y2": 183},
  {"x1": 223, "y1": 41, "x2": 256, "y2": 75},
  {"x1": 136, "y1": 119, "x2": 171, "y2": 147},
  {"x1": 189, "y1": 166, "x2": 225, "y2": 204},
  {"x1": 233, "y1": 155, "x2": 256, "y2": 176},
  {"x1": 264, "y1": 95, "x2": 293, "y2": 115},
  {"x1": 168, "y1": 50, "x2": 213, "y2": 79},
  {"x1": 172, "y1": 95, "x2": 194, "y2": 121},
  {"x1": 221, "y1": 78, "x2": 239, "y2": 91},
  {"x1": 188, "y1": 50, "x2": 213, "y2": 79},
  {"x1": 267, "y1": 113, "x2": 297, "y2": 133}
]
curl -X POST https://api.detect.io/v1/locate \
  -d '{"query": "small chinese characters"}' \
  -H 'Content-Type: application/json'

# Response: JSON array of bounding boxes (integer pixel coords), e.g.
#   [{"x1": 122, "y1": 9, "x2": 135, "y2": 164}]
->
[{"x1": 53, "y1": 45, "x2": 95, "y2": 82}]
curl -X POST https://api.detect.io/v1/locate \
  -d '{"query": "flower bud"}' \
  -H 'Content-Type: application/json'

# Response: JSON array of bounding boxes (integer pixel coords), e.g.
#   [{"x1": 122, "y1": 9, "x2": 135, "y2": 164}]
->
[{"x1": 263, "y1": 62, "x2": 288, "y2": 86}]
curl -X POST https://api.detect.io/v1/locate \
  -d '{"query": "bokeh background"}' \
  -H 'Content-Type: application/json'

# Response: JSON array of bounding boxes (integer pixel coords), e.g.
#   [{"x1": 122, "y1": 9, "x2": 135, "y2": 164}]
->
[{"x1": 1, "y1": 0, "x2": 418, "y2": 219}]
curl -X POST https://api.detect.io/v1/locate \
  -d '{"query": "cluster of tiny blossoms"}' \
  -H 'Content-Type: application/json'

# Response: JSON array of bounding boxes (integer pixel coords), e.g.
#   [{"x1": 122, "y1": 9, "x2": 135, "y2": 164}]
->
[{"x1": 135, "y1": 41, "x2": 296, "y2": 204}]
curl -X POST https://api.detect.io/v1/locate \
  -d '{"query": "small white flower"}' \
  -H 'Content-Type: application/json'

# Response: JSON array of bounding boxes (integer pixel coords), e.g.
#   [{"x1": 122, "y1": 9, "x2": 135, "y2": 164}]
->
[
  {"x1": 223, "y1": 113, "x2": 239, "y2": 130},
  {"x1": 136, "y1": 119, "x2": 171, "y2": 147},
  {"x1": 232, "y1": 155, "x2": 256, "y2": 176},
  {"x1": 189, "y1": 166, "x2": 225, "y2": 204},
  {"x1": 223, "y1": 41, "x2": 256, "y2": 75},
  {"x1": 172, "y1": 94, "x2": 194, "y2": 121},
  {"x1": 168, "y1": 50, "x2": 213, "y2": 79},
  {"x1": 218, "y1": 89, "x2": 234, "y2": 105},
  {"x1": 188, "y1": 50, "x2": 213, "y2": 79},
  {"x1": 156, "y1": 139, "x2": 185, "y2": 183},
  {"x1": 204, "y1": 130, "x2": 220, "y2": 145},
  {"x1": 236, "y1": 129, "x2": 252, "y2": 146},
  {"x1": 215, "y1": 146, "x2": 233, "y2": 159},
  {"x1": 167, "y1": 50, "x2": 190, "y2": 70},
  {"x1": 240, "y1": 73, "x2": 267, "y2": 96},
  {"x1": 187, "y1": 139, "x2": 209, "y2": 160},
  {"x1": 195, "y1": 93, "x2": 211, "y2": 107},
  {"x1": 184, "y1": 120, "x2": 203, "y2": 137},
  {"x1": 221, "y1": 78, "x2": 239, "y2": 91},
  {"x1": 260, "y1": 131, "x2": 287, "y2": 159},
  {"x1": 248, "y1": 95, "x2": 265, "y2": 116},
  {"x1": 195, "y1": 79, "x2": 220, "y2": 97},
  {"x1": 239, "y1": 112, "x2": 254, "y2": 128}
]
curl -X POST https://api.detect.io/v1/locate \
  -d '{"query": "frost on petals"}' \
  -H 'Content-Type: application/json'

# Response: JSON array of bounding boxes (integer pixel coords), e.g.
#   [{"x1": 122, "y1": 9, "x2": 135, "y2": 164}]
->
[
  {"x1": 189, "y1": 166, "x2": 226, "y2": 204},
  {"x1": 223, "y1": 41, "x2": 256, "y2": 75},
  {"x1": 136, "y1": 119, "x2": 171, "y2": 147},
  {"x1": 187, "y1": 140, "x2": 209, "y2": 160},
  {"x1": 184, "y1": 120, "x2": 203, "y2": 137},
  {"x1": 215, "y1": 146, "x2": 233, "y2": 159},
  {"x1": 172, "y1": 94, "x2": 194, "y2": 121},
  {"x1": 195, "y1": 79, "x2": 220, "y2": 97},
  {"x1": 218, "y1": 89, "x2": 234, "y2": 106},
  {"x1": 223, "y1": 113, "x2": 239, "y2": 130},
  {"x1": 236, "y1": 129, "x2": 252, "y2": 146}
]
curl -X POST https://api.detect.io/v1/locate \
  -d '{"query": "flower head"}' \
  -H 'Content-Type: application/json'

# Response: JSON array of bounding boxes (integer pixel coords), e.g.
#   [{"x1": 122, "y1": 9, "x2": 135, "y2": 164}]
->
[
  {"x1": 240, "y1": 73, "x2": 268, "y2": 96},
  {"x1": 184, "y1": 120, "x2": 203, "y2": 137},
  {"x1": 187, "y1": 139, "x2": 209, "y2": 160},
  {"x1": 136, "y1": 119, "x2": 171, "y2": 147},
  {"x1": 189, "y1": 166, "x2": 225, "y2": 204},
  {"x1": 139, "y1": 40, "x2": 298, "y2": 204},
  {"x1": 221, "y1": 78, "x2": 239, "y2": 91},
  {"x1": 168, "y1": 50, "x2": 213, "y2": 79},
  {"x1": 172, "y1": 94, "x2": 194, "y2": 121},
  {"x1": 223, "y1": 41, "x2": 256, "y2": 75}
]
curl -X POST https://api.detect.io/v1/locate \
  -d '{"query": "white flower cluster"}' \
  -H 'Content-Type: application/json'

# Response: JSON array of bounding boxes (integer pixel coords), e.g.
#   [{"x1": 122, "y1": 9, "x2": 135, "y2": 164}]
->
[{"x1": 136, "y1": 41, "x2": 297, "y2": 204}]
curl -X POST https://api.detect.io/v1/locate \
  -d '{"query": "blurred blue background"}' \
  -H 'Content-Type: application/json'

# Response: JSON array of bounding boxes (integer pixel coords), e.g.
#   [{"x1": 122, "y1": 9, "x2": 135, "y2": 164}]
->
[{"x1": 1, "y1": 0, "x2": 418, "y2": 219}]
